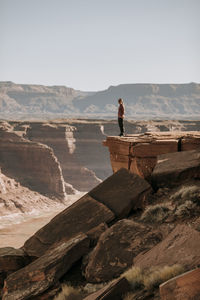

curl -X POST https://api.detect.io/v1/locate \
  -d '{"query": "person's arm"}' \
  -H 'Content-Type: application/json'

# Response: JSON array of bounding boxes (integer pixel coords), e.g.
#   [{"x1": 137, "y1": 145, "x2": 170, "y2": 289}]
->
[{"x1": 121, "y1": 104, "x2": 125, "y2": 118}]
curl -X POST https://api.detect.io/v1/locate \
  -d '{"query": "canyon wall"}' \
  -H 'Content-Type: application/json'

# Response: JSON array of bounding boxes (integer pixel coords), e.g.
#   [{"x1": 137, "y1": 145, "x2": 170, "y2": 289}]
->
[
  {"x1": 0, "y1": 123, "x2": 66, "y2": 199},
  {"x1": 25, "y1": 122, "x2": 103, "y2": 191},
  {"x1": 1, "y1": 119, "x2": 200, "y2": 200}
]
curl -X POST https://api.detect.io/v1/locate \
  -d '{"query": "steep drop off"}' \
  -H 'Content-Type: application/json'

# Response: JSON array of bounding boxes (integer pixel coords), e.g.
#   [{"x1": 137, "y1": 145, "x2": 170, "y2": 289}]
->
[{"x1": 0, "y1": 122, "x2": 66, "y2": 199}]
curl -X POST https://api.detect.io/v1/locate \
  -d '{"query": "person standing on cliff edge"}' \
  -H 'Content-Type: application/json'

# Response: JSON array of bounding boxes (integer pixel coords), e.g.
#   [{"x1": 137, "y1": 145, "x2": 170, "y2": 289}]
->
[{"x1": 118, "y1": 98, "x2": 125, "y2": 136}]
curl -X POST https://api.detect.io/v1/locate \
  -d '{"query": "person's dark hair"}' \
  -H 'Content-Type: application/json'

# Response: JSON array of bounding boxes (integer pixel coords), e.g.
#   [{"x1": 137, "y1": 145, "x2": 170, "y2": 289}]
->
[{"x1": 118, "y1": 98, "x2": 123, "y2": 104}]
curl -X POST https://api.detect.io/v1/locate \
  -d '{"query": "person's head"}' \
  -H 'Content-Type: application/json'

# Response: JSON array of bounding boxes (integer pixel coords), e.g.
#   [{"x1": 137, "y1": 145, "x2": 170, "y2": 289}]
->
[{"x1": 118, "y1": 98, "x2": 123, "y2": 104}]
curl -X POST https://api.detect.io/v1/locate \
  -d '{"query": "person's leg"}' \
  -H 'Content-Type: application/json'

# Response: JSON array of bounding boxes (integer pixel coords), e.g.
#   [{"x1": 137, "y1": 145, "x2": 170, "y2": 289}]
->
[
  {"x1": 121, "y1": 118, "x2": 124, "y2": 135},
  {"x1": 118, "y1": 118, "x2": 124, "y2": 136}
]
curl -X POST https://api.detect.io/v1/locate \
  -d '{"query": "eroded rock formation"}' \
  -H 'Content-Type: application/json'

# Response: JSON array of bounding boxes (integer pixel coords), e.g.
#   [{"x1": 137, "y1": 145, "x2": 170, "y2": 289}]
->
[
  {"x1": 1, "y1": 123, "x2": 200, "y2": 299},
  {"x1": 25, "y1": 122, "x2": 102, "y2": 191},
  {"x1": 104, "y1": 131, "x2": 200, "y2": 180},
  {"x1": 1, "y1": 154, "x2": 200, "y2": 299},
  {"x1": 0, "y1": 123, "x2": 66, "y2": 199}
]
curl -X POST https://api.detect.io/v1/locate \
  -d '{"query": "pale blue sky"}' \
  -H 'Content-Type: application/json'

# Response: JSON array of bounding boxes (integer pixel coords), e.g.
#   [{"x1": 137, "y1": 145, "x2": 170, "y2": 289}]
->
[{"x1": 0, "y1": 0, "x2": 199, "y2": 91}]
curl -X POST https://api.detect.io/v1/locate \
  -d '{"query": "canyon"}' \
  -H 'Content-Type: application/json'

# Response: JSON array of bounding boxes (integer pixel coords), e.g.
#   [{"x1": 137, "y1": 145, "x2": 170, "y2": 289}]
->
[
  {"x1": 1, "y1": 119, "x2": 200, "y2": 299},
  {"x1": 1, "y1": 119, "x2": 200, "y2": 217}
]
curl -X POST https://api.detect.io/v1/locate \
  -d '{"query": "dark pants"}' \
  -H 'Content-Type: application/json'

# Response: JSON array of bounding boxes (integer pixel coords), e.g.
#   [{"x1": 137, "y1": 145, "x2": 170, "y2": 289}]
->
[{"x1": 118, "y1": 118, "x2": 124, "y2": 135}]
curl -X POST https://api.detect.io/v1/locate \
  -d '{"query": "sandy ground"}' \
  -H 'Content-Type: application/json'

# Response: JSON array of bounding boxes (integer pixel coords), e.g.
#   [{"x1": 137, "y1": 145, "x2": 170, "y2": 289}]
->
[
  {"x1": 0, "y1": 210, "x2": 63, "y2": 248},
  {"x1": 0, "y1": 193, "x2": 85, "y2": 248}
]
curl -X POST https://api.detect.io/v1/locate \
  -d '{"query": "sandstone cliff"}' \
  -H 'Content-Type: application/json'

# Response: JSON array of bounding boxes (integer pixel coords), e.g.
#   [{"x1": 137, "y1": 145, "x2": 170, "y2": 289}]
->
[
  {"x1": 25, "y1": 122, "x2": 102, "y2": 191},
  {"x1": 0, "y1": 122, "x2": 66, "y2": 199},
  {"x1": 104, "y1": 131, "x2": 200, "y2": 180}
]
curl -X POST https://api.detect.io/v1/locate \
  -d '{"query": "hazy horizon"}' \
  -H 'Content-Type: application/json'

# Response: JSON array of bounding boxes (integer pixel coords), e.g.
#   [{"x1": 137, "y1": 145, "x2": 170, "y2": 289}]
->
[{"x1": 0, "y1": 0, "x2": 200, "y2": 91}]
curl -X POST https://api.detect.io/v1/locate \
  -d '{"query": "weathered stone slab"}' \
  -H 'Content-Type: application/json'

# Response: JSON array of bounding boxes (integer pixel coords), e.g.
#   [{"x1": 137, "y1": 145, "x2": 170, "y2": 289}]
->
[
  {"x1": 151, "y1": 150, "x2": 200, "y2": 189},
  {"x1": 85, "y1": 219, "x2": 162, "y2": 283},
  {"x1": 2, "y1": 234, "x2": 89, "y2": 300},
  {"x1": 0, "y1": 247, "x2": 30, "y2": 288},
  {"x1": 182, "y1": 137, "x2": 200, "y2": 151},
  {"x1": 110, "y1": 153, "x2": 129, "y2": 173},
  {"x1": 130, "y1": 157, "x2": 157, "y2": 179},
  {"x1": 89, "y1": 168, "x2": 152, "y2": 218},
  {"x1": 23, "y1": 194, "x2": 114, "y2": 257},
  {"x1": 160, "y1": 268, "x2": 200, "y2": 300},
  {"x1": 87, "y1": 223, "x2": 108, "y2": 247},
  {"x1": 103, "y1": 136, "x2": 130, "y2": 156},
  {"x1": 130, "y1": 139, "x2": 178, "y2": 157},
  {"x1": 134, "y1": 225, "x2": 200, "y2": 270},
  {"x1": 83, "y1": 277, "x2": 131, "y2": 300},
  {"x1": 32, "y1": 283, "x2": 61, "y2": 300}
]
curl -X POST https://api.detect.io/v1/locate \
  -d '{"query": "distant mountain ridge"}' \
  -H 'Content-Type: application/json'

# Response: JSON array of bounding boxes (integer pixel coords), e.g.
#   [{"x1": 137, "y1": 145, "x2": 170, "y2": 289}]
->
[{"x1": 0, "y1": 81, "x2": 200, "y2": 120}]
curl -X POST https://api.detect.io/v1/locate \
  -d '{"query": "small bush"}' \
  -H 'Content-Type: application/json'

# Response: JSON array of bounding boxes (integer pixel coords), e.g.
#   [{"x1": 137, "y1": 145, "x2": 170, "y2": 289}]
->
[
  {"x1": 140, "y1": 204, "x2": 170, "y2": 224},
  {"x1": 122, "y1": 264, "x2": 184, "y2": 292},
  {"x1": 54, "y1": 284, "x2": 82, "y2": 300},
  {"x1": 171, "y1": 184, "x2": 200, "y2": 206},
  {"x1": 143, "y1": 264, "x2": 184, "y2": 290},
  {"x1": 174, "y1": 200, "x2": 197, "y2": 218},
  {"x1": 122, "y1": 266, "x2": 144, "y2": 290}
]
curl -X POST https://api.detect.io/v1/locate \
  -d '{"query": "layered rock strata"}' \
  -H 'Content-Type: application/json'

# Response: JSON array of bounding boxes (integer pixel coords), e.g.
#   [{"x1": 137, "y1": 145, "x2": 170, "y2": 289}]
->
[
  {"x1": 25, "y1": 122, "x2": 102, "y2": 191},
  {"x1": 104, "y1": 131, "x2": 200, "y2": 180},
  {"x1": 0, "y1": 124, "x2": 66, "y2": 198}
]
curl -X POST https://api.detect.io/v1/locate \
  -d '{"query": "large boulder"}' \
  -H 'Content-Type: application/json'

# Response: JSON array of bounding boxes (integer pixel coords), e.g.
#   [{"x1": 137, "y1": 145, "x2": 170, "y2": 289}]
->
[
  {"x1": 0, "y1": 247, "x2": 30, "y2": 288},
  {"x1": 84, "y1": 277, "x2": 131, "y2": 300},
  {"x1": 23, "y1": 194, "x2": 114, "y2": 258},
  {"x1": 2, "y1": 234, "x2": 89, "y2": 300},
  {"x1": 84, "y1": 219, "x2": 162, "y2": 282},
  {"x1": 134, "y1": 224, "x2": 200, "y2": 270},
  {"x1": 151, "y1": 150, "x2": 200, "y2": 189},
  {"x1": 89, "y1": 168, "x2": 152, "y2": 218},
  {"x1": 160, "y1": 268, "x2": 200, "y2": 300}
]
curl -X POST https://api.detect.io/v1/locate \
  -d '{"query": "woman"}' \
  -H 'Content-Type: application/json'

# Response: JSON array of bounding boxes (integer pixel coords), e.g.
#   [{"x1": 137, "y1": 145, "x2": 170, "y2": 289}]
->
[{"x1": 118, "y1": 98, "x2": 125, "y2": 136}]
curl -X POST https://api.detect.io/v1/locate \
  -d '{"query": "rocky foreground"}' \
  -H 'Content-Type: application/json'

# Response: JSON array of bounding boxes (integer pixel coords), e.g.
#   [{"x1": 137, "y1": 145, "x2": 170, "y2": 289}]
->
[{"x1": 1, "y1": 131, "x2": 200, "y2": 299}]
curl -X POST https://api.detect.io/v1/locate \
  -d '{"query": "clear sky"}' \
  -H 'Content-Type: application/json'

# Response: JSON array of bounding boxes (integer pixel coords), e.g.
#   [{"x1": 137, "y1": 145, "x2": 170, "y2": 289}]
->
[{"x1": 0, "y1": 0, "x2": 199, "y2": 91}]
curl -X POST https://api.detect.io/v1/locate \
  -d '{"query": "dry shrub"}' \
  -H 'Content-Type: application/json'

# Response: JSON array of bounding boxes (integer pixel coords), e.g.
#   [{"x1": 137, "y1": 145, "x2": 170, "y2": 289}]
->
[
  {"x1": 171, "y1": 184, "x2": 200, "y2": 206},
  {"x1": 174, "y1": 200, "x2": 197, "y2": 218},
  {"x1": 140, "y1": 204, "x2": 170, "y2": 224},
  {"x1": 122, "y1": 266, "x2": 144, "y2": 289},
  {"x1": 54, "y1": 284, "x2": 82, "y2": 300},
  {"x1": 122, "y1": 264, "x2": 184, "y2": 292},
  {"x1": 143, "y1": 264, "x2": 184, "y2": 290}
]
